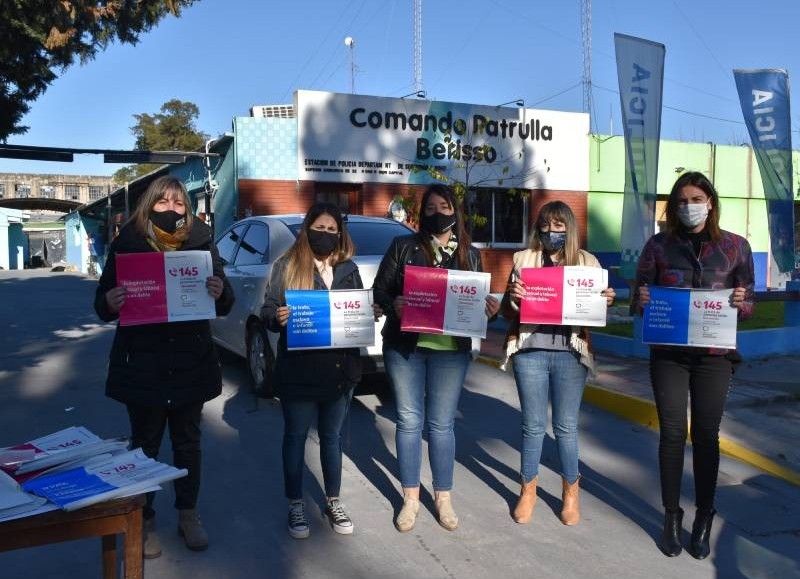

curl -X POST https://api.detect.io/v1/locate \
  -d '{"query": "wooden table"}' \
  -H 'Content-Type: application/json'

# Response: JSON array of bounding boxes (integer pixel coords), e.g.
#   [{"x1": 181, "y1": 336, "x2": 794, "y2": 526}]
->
[{"x1": 0, "y1": 494, "x2": 145, "y2": 579}]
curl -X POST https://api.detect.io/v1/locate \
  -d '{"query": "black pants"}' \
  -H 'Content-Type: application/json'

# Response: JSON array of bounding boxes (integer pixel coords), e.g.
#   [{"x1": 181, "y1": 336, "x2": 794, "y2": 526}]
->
[
  {"x1": 127, "y1": 402, "x2": 204, "y2": 519},
  {"x1": 650, "y1": 349, "x2": 733, "y2": 512}
]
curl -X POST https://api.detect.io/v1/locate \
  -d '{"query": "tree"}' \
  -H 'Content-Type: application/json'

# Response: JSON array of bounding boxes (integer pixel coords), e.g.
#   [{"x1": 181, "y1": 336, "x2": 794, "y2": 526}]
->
[
  {"x1": 112, "y1": 99, "x2": 208, "y2": 182},
  {"x1": 0, "y1": 0, "x2": 197, "y2": 141},
  {"x1": 410, "y1": 121, "x2": 536, "y2": 241}
]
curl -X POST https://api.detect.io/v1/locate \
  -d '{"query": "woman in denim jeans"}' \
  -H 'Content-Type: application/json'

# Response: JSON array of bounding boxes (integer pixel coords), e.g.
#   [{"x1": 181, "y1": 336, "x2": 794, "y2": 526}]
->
[
  {"x1": 633, "y1": 172, "x2": 754, "y2": 559},
  {"x1": 373, "y1": 184, "x2": 500, "y2": 532},
  {"x1": 262, "y1": 203, "x2": 379, "y2": 539},
  {"x1": 501, "y1": 201, "x2": 614, "y2": 526}
]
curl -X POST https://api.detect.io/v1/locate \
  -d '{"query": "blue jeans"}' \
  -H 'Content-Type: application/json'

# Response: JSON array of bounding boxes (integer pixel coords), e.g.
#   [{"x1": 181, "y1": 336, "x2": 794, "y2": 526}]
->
[
  {"x1": 512, "y1": 349, "x2": 588, "y2": 484},
  {"x1": 384, "y1": 347, "x2": 471, "y2": 491},
  {"x1": 281, "y1": 391, "x2": 353, "y2": 500}
]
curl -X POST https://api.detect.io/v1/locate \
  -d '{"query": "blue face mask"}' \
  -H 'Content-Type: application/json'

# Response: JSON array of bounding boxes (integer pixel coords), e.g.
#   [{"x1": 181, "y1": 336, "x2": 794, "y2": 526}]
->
[{"x1": 539, "y1": 231, "x2": 566, "y2": 252}]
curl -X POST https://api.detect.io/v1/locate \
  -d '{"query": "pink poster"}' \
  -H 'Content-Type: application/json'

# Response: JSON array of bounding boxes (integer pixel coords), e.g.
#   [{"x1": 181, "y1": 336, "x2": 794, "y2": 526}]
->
[
  {"x1": 116, "y1": 251, "x2": 214, "y2": 326},
  {"x1": 520, "y1": 267, "x2": 564, "y2": 325},
  {"x1": 401, "y1": 265, "x2": 448, "y2": 334},
  {"x1": 116, "y1": 253, "x2": 168, "y2": 326}
]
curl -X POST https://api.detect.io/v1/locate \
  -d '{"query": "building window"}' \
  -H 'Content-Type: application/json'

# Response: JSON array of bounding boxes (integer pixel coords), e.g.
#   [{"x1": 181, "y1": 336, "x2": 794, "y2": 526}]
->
[
  {"x1": 15, "y1": 184, "x2": 31, "y2": 198},
  {"x1": 40, "y1": 185, "x2": 56, "y2": 198},
  {"x1": 88, "y1": 186, "x2": 105, "y2": 200},
  {"x1": 0, "y1": 184, "x2": 5, "y2": 198},
  {"x1": 315, "y1": 191, "x2": 350, "y2": 212},
  {"x1": 65, "y1": 184, "x2": 80, "y2": 200},
  {"x1": 465, "y1": 188, "x2": 528, "y2": 247}
]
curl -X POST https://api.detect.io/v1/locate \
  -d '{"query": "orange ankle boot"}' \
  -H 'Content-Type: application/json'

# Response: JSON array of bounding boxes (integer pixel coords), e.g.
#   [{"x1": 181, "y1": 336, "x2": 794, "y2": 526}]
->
[{"x1": 512, "y1": 477, "x2": 538, "y2": 524}]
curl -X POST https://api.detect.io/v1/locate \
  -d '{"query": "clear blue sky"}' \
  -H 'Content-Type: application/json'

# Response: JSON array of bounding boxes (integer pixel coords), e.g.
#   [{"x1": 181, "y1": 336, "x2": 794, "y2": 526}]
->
[{"x1": 2, "y1": 0, "x2": 799, "y2": 176}]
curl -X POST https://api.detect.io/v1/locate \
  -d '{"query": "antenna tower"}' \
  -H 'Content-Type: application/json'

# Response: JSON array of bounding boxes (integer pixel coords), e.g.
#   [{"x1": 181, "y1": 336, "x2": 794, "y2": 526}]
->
[
  {"x1": 413, "y1": 0, "x2": 423, "y2": 93},
  {"x1": 581, "y1": 0, "x2": 593, "y2": 124}
]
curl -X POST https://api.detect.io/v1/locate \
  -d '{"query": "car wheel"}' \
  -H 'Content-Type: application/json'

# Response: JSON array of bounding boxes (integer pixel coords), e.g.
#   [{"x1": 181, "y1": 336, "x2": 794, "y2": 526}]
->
[{"x1": 247, "y1": 320, "x2": 275, "y2": 398}]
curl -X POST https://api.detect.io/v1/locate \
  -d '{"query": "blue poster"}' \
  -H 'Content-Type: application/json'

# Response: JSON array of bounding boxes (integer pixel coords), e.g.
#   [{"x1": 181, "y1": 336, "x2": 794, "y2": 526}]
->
[
  {"x1": 615, "y1": 33, "x2": 665, "y2": 279},
  {"x1": 23, "y1": 467, "x2": 117, "y2": 508},
  {"x1": 733, "y1": 69, "x2": 795, "y2": 275},
  {"x1": 286, "y1": 290, "x2": 332, "y2": 349},
  {"x1": 285, "y1": 289, "x2": 375, "y2": 350},
  {"x1": 643, "y1": 287, "x2": 738, "y2": 349}
]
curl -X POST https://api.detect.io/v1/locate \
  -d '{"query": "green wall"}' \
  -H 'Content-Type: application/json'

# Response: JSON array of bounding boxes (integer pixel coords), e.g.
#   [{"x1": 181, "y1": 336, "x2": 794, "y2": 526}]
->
[{"x1": 587, "y1": 135, "x2": 800, "y2": 254}]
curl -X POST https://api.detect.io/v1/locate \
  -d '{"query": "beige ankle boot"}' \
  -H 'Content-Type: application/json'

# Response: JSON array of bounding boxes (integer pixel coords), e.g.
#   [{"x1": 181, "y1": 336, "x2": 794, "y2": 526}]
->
[
  {"x1": 178, "y1": 509, "x2": 209, "y2": 551},
  {"x1": 512, "y1": 476, "x2": 538, "y2": 524},
  {"x1": 560, "y1": 476, "x2": 581, "y2": 526},
  {"x1": 143, "y1": 517, "x2": 162, "y2": 559},
  {"x1": 435, "y1": 491, "x2": 458, "y2": 531},
  {"x1": 395, "y1": 494, "x2": 420, "y2": 533}
]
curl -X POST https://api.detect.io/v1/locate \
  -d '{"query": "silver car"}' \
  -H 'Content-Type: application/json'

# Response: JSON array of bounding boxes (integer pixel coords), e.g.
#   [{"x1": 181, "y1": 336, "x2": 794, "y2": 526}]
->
[{"x1": 210, "y1": 214, "x2": 413, "y2": 396}]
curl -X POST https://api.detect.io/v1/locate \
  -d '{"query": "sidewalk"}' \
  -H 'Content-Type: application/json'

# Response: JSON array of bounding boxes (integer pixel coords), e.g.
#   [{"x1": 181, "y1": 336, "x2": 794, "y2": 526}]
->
[{"x1": 478, "y1": 318, "x2": 800, "y2": 486}]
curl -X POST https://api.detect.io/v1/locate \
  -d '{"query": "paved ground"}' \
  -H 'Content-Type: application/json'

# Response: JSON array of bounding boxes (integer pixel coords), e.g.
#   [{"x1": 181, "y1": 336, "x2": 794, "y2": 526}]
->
[{"x1": 1, "y1": 270, "x2": 799, "y2": 579}]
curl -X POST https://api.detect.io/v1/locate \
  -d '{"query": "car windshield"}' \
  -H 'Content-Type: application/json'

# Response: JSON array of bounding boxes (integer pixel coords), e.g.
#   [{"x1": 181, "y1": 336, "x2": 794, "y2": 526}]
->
[{"x1": 287, "y1": 220, "x2": 410, "y2": 256}]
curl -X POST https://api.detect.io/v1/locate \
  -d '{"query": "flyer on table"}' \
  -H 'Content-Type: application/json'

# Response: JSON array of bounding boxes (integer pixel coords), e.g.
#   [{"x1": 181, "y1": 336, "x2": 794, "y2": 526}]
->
[
  {"x1": 116, "y1": 250, "x2": 215, "y2": 326},
  {"x1": 643, "y1": 287, "x2": 738, "y2": 349},
  {"x1": 400, "y1": 265, "x2": 491, "y2": 339},
  {"x1": 519, "y1": 266, "x2": 608, "y2": 327},
  {"x1": 286, "y1": 289, "x2": 375, "y2": 350}
]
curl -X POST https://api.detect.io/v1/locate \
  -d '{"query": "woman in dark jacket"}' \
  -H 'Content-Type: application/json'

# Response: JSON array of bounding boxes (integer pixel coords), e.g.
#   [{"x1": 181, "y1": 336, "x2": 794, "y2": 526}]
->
[
  {"x1": 633, "y1": 171, "x2": 754, "y2": 560},
  {"x1": 372, "y1": 184, "x2": 500, "y2": 533},
  {"x1": 94, "y1": 176, "x2": 234, "y2": 558},
  {"x1": 261, "y1": 202, "x2": 369, "y2": 540}
]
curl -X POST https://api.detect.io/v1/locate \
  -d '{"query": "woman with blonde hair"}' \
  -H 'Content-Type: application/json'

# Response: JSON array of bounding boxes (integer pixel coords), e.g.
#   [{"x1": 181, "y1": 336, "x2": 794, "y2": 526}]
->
[
  {"x1": 501, "y1": 200, "x2": 614, "y2": 526},
  {"x1": 95, "y1": 175, "x2": 234, "y2": 557},
  {"x1": 262, "y1": 202, "x2": 367, "y2": 539}
]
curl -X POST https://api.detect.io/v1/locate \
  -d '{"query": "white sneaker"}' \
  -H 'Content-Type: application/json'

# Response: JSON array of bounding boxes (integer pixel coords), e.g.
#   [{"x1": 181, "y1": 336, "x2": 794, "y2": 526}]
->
[
  {"x1": 325, "y1": 498, "x2": 354, "y2": 535},
  {"x1": 288, "y1": 500, "x2": 310, "y2": 539}
]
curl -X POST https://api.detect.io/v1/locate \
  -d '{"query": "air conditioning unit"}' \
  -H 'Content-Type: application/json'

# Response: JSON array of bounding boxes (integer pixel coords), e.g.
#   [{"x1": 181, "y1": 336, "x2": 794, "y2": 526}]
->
[{"x1": 250, "y1": 105, "x2": 295, "y2": 119}]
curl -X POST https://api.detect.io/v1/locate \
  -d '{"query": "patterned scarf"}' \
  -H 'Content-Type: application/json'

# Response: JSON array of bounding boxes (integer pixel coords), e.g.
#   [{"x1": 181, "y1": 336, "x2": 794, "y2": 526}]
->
[
  {"x1": 145, "y1": 220, "x2": 190, "y2": 252},
  {"x1": 430, "y1": 233, "x2": 458, "y2": 267}
]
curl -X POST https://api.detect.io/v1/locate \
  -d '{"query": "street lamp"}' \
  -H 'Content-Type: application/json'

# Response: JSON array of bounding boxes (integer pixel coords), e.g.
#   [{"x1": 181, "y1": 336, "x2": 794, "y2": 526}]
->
[
  {"x1": 401, "y1": 90, "x2": 427, "y2": 99},
  {"x1": 496, "y1": 99, "x2": 525, "y2": 108}
]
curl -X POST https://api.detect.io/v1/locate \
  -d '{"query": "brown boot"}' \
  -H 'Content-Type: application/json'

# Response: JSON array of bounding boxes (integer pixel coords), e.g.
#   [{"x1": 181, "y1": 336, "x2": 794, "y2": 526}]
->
[
  {"x1": 512, "y1": 477, "x2": 538, "y2": 524},
  {"x1": 560, "y1": 476, "x2": 581, "y2": 525},
  {"x1": 178, "y1": 509, "x2": 209, "y2": 551}
]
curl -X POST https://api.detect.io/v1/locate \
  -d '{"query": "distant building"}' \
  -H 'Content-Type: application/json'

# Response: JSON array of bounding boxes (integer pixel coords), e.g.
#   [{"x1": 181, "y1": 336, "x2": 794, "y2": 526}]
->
[{"x1": 0, "y1": 172, "x2": 115, "y2": 205}]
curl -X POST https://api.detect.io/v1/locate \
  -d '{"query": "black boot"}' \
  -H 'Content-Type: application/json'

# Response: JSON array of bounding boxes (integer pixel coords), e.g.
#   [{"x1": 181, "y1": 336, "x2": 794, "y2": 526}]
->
[
  {"x1": 690, "y1": 509, "x2": 715, "y2": 560},
  {"x1": 659, "y1": 508, "x2": 683, "y2": 557}
]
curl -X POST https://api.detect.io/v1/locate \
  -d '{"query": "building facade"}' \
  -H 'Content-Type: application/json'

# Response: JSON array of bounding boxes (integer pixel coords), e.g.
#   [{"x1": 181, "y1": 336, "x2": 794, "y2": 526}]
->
[{"x1": 67, "y1": 90, "x2": 799, "y2": 290}]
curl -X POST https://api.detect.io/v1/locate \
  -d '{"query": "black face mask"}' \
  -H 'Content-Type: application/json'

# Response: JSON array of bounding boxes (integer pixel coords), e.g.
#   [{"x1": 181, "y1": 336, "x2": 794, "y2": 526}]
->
[
  {"x1": 308, "y1": 229, "x2": 339, "y2": 256},
  {"x1": 149, "y1": 210, "x2": 186, "y2": 234},
  {"x1": 420, "y1": 211, "x2": 456, "y2": 235}
]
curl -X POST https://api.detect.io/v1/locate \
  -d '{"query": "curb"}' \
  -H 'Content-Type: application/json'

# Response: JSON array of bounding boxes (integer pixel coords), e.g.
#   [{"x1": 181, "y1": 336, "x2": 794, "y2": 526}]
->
[{"x1": 475, "y1": 355, "x2": 800, "y2": 487}]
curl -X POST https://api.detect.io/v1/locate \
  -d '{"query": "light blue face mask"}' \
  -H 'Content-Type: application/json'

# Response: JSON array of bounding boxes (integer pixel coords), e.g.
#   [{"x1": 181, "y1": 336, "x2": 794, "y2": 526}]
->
[{"x1": 540, "y1": 231, "x2": 566, "y2": 252}]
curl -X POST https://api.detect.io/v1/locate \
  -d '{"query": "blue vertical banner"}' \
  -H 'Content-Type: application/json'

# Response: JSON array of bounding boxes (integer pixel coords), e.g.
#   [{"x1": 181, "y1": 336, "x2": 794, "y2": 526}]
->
[
  {"x1": 614, "y1": 33, "x2": 665, "y2": 279},
  {"x1": 733, "y1": 69, "x2": 795, "y2": 275}
]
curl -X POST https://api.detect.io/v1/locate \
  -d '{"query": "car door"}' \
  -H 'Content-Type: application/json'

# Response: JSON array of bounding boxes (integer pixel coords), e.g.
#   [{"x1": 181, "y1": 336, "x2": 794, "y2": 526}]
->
[
  {"x1": 210, "y1": 222, "x2": 248, "y2": 354},
  {"x1": 228, "y1": 220, "x2": 270, "y2": 354}
]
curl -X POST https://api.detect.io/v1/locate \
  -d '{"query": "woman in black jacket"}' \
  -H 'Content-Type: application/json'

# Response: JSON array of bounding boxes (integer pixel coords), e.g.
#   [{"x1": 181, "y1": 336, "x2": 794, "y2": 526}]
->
[
  {"x1": 372, "y1": 184, "x2": 500, "y2": 533},
  {"x1": 262, "y1": 202, "x2": 371, "y2": 540},
  {"x1": 94, "y1": 176, "x2": 234, "y2": 558}
]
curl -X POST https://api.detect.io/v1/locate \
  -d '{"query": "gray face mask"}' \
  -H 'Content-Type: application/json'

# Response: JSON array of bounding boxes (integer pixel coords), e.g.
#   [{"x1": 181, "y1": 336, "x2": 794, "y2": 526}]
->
[
  {"x1": 677, "y1": 203, "x2": 709, "y2": 228},
  {"x1": 539, "y1": 231, "x2": 566, "y2": 252}
]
